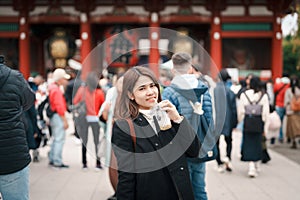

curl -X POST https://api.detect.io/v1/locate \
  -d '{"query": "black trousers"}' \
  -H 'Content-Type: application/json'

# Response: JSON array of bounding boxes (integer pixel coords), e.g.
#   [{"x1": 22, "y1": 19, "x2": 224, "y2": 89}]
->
[
  {"x1": 78, "y1": 120, "x2": 101, "y2": 166},
  {"x1": 216, "y1": 134, "x2": 232, "y2": 165}
]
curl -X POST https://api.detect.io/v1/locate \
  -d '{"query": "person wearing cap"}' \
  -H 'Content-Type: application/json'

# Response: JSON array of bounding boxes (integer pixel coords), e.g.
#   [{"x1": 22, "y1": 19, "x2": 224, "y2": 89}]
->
[{"x1": 48, "y1": 68, "x2": 70, "y2": 168}]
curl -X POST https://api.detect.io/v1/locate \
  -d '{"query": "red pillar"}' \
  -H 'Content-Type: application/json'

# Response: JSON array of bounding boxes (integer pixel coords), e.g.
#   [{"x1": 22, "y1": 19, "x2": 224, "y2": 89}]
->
[
  {"x1": 148, "y1": 12, "x2": 160, "y2": 78},
  {"x1": 210, "y1": 14, "x2": 222, "y2": 80},
  {"x1": 19, "y1": 14, "x2": 30, "y2": 79},
  {"x1": 272, "y1": 13, "x2": 283, "y2": 81},
  {"x1": 80, "y1": 13, "x2": 92, "y2": 81}
]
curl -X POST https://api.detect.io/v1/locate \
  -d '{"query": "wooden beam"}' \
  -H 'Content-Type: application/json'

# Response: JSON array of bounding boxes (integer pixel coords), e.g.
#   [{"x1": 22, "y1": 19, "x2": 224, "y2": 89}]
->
[
  {"x1": 221, "y1": 31, "x2": 273, "y2": 38},
  {"x1": 222, "y1": 16, "x2": 273, "y2": 23},
  {"x1": 29, "y1": 15, "x2": 79, "y2": 24},
  {"x1": 160, "y1": 15, "x2": 211, "y2": 24},
  {"x1": 91, "y1": 15, "x2": 148, "y2": 24},
  {"x1": 0, "y1": 32, "x2": 19, "y2": 38}
]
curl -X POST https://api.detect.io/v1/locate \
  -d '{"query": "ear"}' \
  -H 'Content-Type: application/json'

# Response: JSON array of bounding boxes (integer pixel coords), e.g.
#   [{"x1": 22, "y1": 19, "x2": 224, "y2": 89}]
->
[
  {"x1": 128, "y1": 92, "x2": 134, "y2": 100},
  {"x1": 188, "y1": 66, "x2": 193, "y2": 74}
]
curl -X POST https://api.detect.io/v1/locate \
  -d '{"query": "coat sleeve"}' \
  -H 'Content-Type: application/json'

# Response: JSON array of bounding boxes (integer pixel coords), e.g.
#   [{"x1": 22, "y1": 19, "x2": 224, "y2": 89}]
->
[
  {"x1": 261, "y1": 94, "x2": 270, "y2": 122},
  {"x1": 238, "y1": 93, "x2": 246, "y2": 123},
  {"x1": 173, "y1": 118, "x2": 200, "y2": 158},
  {"x1": 112, "y1": 121, "x2": 136, "y2": 200},
  {"x1": 19, "y1": 72, "x2": 35, "y2": 111}
]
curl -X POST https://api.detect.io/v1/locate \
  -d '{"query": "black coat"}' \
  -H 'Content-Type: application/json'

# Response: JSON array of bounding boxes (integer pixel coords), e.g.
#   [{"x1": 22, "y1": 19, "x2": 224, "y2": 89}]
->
[
  {"x1": 0, "y1": 64, "x2": 35, "y2": 175},
  {"x1": 214, "y1": 82, "x2": 238, "y2": 136},
  {"x1": 112, "y1": 115, "x2": 200, "y2": 200}
]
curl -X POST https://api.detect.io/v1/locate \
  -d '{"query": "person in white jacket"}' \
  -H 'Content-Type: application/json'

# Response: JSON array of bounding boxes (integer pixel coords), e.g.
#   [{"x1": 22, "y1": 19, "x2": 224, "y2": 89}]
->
[{"x1": 238, "y1": 76, "x2": 270, "y2": 178}]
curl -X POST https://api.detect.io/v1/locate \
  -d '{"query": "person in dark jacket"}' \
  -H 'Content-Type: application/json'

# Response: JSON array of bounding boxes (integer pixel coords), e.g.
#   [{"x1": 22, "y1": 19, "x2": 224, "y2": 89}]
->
[
  {"x1": 214, "y1": 69, "x2": 238, "y2": 172},
  {"x1": 0, "y1": 55, "x2": 35, "y2": 200},
  {"x1": 112, "y1": 66, "x2": 200, "y2": 200}
]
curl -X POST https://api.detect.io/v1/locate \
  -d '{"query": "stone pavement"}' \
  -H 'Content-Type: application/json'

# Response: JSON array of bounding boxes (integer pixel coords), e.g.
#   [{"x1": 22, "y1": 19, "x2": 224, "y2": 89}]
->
[{"x1": 29, "y1": 117, "x2": 300, "y2": 200}]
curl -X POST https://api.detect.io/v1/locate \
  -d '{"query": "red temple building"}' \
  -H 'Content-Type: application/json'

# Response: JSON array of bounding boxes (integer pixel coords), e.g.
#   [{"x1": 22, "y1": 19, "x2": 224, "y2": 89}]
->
[{"x1": 0, "y1": 0, "x2": 294, "y2": 80}]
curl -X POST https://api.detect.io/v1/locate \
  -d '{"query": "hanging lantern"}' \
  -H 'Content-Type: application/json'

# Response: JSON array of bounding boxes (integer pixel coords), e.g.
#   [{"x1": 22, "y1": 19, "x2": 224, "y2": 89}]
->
[{"x1": 48, "y1": 28, "x2": 76, "y2": 68}]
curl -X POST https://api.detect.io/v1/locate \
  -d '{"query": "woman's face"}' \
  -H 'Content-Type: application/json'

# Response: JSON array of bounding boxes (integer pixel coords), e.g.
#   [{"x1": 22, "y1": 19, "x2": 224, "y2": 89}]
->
[{"x1": 131, "y1": 75, "x2": 159, "y2": 110}]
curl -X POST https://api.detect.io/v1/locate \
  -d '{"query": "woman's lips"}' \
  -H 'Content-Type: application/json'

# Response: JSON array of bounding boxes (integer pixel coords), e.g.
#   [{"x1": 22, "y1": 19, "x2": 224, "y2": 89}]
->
[{"x1": 147, "y1": 97, "x2": 156, "y2": 102}]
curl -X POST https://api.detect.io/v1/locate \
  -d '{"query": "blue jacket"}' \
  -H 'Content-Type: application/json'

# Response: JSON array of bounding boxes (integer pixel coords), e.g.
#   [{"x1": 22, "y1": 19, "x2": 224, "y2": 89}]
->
[{"x1": 162, "y1": 76, "x2": 214, "y2": 162}]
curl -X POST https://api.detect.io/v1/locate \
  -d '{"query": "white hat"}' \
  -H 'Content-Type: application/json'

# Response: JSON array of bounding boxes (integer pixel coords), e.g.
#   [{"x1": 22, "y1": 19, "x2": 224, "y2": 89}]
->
[{"x1": 52, "y1": 68, "x2": 71, "y2": 82}]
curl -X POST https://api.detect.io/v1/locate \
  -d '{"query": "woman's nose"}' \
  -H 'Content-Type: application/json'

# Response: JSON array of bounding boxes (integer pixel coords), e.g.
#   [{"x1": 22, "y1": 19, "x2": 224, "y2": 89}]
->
[{"x1": 146, "y1": 87, "x2": 154, "y2": 95}]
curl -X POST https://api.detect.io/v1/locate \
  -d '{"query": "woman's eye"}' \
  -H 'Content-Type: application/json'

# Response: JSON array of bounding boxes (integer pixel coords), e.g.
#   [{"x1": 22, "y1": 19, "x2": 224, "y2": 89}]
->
[{"x1": 150, "y1": 83, "x2": 156, "y2": 88}]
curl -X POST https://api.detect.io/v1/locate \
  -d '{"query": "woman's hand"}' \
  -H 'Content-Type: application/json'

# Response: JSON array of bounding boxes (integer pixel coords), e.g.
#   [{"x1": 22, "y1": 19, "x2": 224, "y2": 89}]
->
[{"x1": 159, "y1": 100, "x2": 182, "y2": 121}]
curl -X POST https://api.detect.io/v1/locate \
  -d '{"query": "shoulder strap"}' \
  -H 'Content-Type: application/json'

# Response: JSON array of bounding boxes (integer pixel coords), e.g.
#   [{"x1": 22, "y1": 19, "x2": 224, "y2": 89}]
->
[
  {"x1": 244, "y1": 92, "x2": 264, "y2": 105},
  {"x1": 275, "y1": 84, "x2": 286, "y2": 96},
  {"x1": 256, "y1": 93, "x2": 264, "y2": 104},
  {"x1": 126, "y1": 118, "x2": 136, "y2": 150},
  {"x1": 243, "y1": 92, "x2": 253, "y2": 104}
]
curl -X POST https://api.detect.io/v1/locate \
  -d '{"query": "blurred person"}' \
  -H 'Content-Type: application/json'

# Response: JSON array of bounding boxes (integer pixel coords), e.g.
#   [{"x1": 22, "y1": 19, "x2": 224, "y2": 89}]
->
[
  {"x1": 48, "y1": 68, "x2": 70, "y2": 168},
  {"x1": 284, "y1": 75, "x2": 300, "y2": 149},
  {"x1": 65, "y1": 65, "x2": 83, "y2": 141},
  {"x1": 238, "y1": 76, "x2": 270, "y2": 177},
  {"x1": 112, "y1": 66, "x2": 200, "y2": 200},
  {"x1": 214, "y1": 69, "x2": 238, "y2": 172},
  {"x1": 162, "y1": 52, "x2": 214, "y2": 200},
  {"x1": 237, "y1": 73, "x2": 253, "y2": 99},
  {"x1": 73, "y1": 73, "x2": 105, "y2": 170},
  {"x1": 98, "y1": 74, "x2": 123, "y2": 200},
  {"x1": 273, "y1": 73, "x2": 290, "y2": 143},
  {"x1": 0, "y1": 55, "x2": 35, "y2": 200},
  {"x1": 28, "y1": 74, "x2": 44, "y2": 92},
  {"x1": 23, "y1": 105, "x2": 42, "y2": 162}
]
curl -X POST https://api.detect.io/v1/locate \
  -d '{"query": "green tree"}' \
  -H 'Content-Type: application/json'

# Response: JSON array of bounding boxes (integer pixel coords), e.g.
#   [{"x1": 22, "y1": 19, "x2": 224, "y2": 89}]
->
[
  {"x1": 283, "y1": 4, "x2": 300, "y2": 77},
  {"x1": 283, "y1": 36, "x2": 300, "y2": 77}
]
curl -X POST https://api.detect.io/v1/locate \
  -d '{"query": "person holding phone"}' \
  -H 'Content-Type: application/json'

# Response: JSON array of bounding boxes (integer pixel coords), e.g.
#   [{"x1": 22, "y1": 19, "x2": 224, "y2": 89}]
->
[{"x1": 112, "y1": 66, "x2": 200, "y2": 200}]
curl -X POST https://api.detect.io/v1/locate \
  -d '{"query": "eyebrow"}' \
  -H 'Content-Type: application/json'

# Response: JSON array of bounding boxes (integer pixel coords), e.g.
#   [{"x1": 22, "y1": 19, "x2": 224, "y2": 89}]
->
[{"x1": 136, "y1": 82, "x2": 155, "y2": 89}]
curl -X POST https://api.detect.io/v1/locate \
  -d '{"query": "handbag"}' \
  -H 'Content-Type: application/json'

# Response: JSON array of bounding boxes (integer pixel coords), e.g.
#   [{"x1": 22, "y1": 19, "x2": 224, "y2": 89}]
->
[{"x1": 73, "y1": 87, "x2": 87, "y2": 123}]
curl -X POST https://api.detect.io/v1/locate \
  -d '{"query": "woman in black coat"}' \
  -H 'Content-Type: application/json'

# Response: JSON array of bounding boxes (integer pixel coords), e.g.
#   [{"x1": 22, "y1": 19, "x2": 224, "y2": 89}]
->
[{"x1": 112, "y1": 66, "x2": 200, "y2": 200}]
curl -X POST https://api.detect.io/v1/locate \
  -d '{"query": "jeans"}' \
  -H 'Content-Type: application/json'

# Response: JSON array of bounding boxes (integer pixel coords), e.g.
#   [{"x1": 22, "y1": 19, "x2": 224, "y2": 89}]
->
[
  {"x1": 0, "y1": 166, "x2": 29, "y2": 200},
  {"x1": 275, "y1": 106, "x2": 286, "y2": 141},
  {"x1": 49, "y1": 114, "x2": 66, "y2": 165},
  {"x1": 188, "y1": 162, "x2": 207, "y2": 200}
]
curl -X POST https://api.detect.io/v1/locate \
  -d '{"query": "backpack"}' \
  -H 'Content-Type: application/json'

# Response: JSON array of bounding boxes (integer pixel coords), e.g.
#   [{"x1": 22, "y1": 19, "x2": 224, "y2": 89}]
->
[
  {"x1": 243, "y1": 92, "x2": 264, "y2": 133},
  {"x1": 169, "y1": 85, "x2": 217, "y2": 163},
  {"x1": 37, "y1": 96, "x2": 55, "y2": 119},
  {"x1": 291, "y1": 95, "x2": 300, "y2": 112}
]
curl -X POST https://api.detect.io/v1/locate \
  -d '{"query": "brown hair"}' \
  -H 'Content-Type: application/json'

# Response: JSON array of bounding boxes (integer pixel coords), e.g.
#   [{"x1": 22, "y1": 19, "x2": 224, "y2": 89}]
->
[{"x1": 114, "y1": 66, "x2": 162, "y2": 119}]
